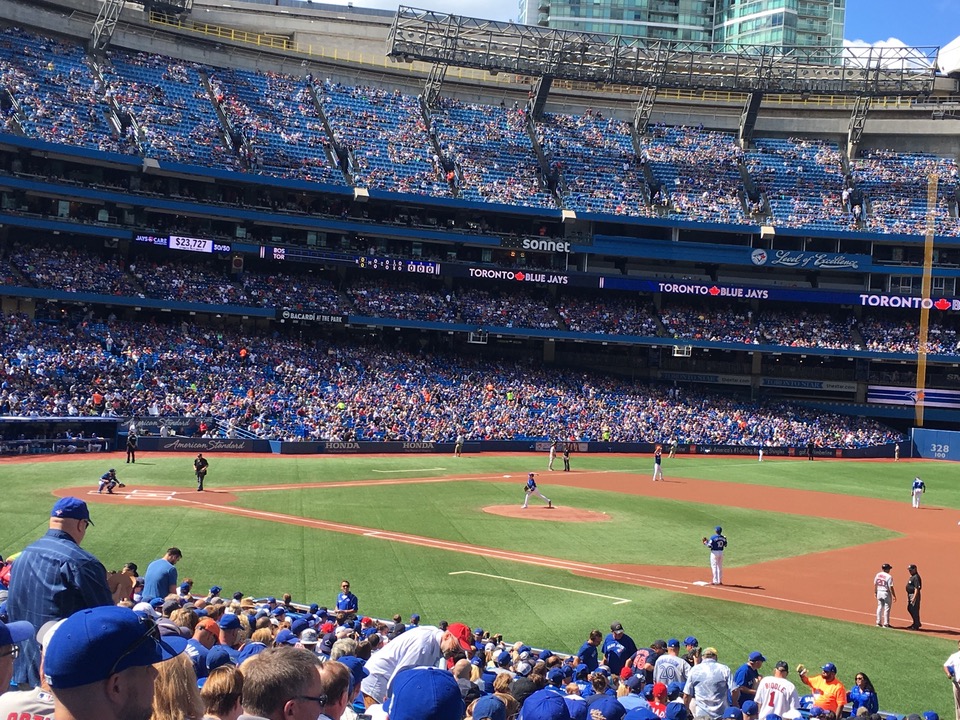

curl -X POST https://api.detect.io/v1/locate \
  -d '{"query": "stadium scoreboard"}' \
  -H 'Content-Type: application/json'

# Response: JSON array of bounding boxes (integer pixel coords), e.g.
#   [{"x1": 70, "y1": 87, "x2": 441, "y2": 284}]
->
[
  {"x1": 136, "y1": 234, "x2": 231, "y2": 254},
  {"x1": 258, "y1": 245, "x2": 440, "y2": 275}
]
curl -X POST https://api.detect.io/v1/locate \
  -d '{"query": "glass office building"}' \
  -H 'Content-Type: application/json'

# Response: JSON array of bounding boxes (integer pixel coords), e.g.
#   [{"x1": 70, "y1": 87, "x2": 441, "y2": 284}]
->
[{"x1": 517, "y1": 0, "x2": 845, "y2": 51}]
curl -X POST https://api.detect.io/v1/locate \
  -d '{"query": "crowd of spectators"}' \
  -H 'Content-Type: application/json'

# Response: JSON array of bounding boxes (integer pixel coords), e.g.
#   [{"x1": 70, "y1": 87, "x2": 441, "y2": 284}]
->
[
  {"x1": 645, "y1": 125, "x2": 747, "y2": 225},
  {"x1": 754, "y1": 309, "x2": 858, "y2": 351},
  {"x1": 858, "y1": 313, "x2": 960, "y2": 355},
  {"x1": 853, "y1": 150, "x2": 960, "y2": 237},
  {"x1": 1, "y1": 27, "x2": 957, "y2": 233},
  {"x1": 320, "y1": 81, "x2": 448, "y2": 196},
  {"x1": 555, "y1": 295, "x2": 660, "y2": 336},
  {"x1": 0, "y1": 27, "x2": 130, "y2": 154},
  {"x1": 0, "y1": 535, "x2": 942, "y2": 720},
  {"x1": 10, "y1": 242, "x2": 139, "y2": 296},
  {"x1": 746, "y1": 138, "x2": 853, "y2": 232},
  {"x1": 103, "y1": 49, "x2": 240, "y2": 169},
  {"x1": 128, "y1": 257, "x2": 253, "y2": 306},
  {"x1": 660, "y1": 302, "x2": 757, "y2": 345},
  {"x1": 3, "y1": 240, "x2": 960, "y2": 357},
  {"x1": 538, "y1": 110, "x2": 655, "y2": 217},
  {"x1": 238, "y1": 269, "x2": 348, "y2": 313},
  {"x1": 432, "y1": 98, "x2": 557, "y2": 208},
  {"x1": 0, "y1": 312, "x2": 903, "y2": 448}
]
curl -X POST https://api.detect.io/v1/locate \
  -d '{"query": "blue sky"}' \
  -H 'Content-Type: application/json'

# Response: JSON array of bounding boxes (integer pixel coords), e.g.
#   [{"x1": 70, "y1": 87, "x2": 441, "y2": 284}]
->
[{"x1": 322, "y1": 0, "x2": 960, "y2": 49}]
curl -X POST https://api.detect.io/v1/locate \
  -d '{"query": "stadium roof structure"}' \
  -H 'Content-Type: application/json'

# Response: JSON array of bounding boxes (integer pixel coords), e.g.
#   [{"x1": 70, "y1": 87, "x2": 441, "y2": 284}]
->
[{"x1": 387, "y1": 6, "x2": 939, "y2": 97}]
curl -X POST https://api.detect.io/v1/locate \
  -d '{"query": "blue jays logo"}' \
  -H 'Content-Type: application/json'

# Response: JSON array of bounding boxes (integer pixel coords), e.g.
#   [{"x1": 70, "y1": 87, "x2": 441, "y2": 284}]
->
[{"x1": 751, "y1": 249, "x2": 768, "y2": 265}]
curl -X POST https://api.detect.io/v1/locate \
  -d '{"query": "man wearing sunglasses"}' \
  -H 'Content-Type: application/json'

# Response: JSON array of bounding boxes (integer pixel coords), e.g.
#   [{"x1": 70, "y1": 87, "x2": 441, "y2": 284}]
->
[
  {"x1": 238, "y1": 646, "x2": 324, "y2": 720},
  {"x1": 7, "y1": 497, "x2": 113, "y2": 689},
  {"x1": 0, "y1": 619, "x2": 35, "y2": 698},
  {"x1": 43, "y1": 605, "x2": 187, "y2": 720}
]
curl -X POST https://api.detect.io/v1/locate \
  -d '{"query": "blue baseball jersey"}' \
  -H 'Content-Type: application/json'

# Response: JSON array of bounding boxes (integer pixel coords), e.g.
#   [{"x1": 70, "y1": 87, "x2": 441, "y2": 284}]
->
[
  {"x1": 708, "y1": 534, "x2": 727, "y2": 552},
  {"x1": 526, "y1": 476, "x2": 537, "y2": 490},
  {"x1": 912, "y1": 479, "x2": 925, "y2": 492}
]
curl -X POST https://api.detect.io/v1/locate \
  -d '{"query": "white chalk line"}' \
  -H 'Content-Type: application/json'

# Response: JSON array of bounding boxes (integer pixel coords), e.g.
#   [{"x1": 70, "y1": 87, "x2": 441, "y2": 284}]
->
[{"x1": 450, "y1": 570, "x2": 632, "y2": 604}]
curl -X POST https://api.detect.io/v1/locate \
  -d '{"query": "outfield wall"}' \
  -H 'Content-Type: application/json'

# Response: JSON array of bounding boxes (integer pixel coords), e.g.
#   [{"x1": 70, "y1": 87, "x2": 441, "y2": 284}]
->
[
  {"x1": 133, "y1": 436, "x2": 891, "y2": 458},
  {"x1": 911, "y1": 428, "x2": 960, "y2": 460}
]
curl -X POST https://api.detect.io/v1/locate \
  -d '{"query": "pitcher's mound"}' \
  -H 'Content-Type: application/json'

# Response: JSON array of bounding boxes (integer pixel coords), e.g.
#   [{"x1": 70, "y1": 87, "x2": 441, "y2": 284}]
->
[{"x1": 483, "y1": 504, "x2": 610, "y2": 523}]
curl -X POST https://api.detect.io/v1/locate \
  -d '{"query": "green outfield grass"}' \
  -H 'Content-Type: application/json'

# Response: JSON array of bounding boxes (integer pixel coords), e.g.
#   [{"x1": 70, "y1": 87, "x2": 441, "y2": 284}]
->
[{"x1": 0, "y1": 453, "x2": 953, "y2": 716}]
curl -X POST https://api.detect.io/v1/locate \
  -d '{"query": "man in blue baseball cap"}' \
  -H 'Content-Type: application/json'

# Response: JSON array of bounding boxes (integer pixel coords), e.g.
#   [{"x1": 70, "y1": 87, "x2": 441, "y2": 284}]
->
[
  {"x1": 44, "y1": 605, "x2": 186, "y2": 720},
  {"x1": 733, "y1": 652, "x2": 765, "y2": 707},
  {"x1": 7, "y1": 498, "x2": 112, "y2": 688}
]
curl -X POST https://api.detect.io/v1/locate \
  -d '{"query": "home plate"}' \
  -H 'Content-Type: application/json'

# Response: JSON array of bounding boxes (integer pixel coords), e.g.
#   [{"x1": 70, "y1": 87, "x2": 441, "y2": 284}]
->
[
  {"x1": 693, "y1": 581, "x2": 711, "y2": 586},
  {"x1": 127, "y1": 490, "x2": 178, "y2": 501}
]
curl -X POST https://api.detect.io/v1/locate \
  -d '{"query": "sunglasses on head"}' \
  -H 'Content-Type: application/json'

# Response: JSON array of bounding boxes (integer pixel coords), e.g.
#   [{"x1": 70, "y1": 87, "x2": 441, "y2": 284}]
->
[{"x1": 107, "y1": 614, "x2": 161, "y2": 677}]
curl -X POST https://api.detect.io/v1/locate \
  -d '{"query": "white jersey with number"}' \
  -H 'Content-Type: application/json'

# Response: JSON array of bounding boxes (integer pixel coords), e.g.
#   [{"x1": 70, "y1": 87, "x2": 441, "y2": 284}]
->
[
  {"x1": 873, "y1": 571, "x2": 893, "y2": 599},
  {"x1": 754, "y1": 676, "x2": 800, "y2": 717}
]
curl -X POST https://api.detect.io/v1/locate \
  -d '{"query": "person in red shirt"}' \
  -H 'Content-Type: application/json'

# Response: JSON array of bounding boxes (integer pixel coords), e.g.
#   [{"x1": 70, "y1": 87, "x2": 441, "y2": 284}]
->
[{"x1": 649, "y1": 682, "x2": 669, "y2": 717}]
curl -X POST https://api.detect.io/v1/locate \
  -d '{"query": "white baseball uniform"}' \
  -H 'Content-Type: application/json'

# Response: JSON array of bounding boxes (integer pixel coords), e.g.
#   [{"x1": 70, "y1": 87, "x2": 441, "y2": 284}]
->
[
  {"x1": 911, "y1": 478, "x2": 925, "y2": 508},
  {"x1": 873, "y1": 570, "x2": 894, "y2": 626}
]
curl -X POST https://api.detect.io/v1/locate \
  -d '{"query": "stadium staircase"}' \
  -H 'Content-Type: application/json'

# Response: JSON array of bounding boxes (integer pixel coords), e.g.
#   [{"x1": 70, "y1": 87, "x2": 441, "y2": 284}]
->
[
  {"x1": 418, "y1": 95, "x2": 461, "y2": 197},
  {"x1": 306, "y1": 82, "x2": 354, "y2": 185}
]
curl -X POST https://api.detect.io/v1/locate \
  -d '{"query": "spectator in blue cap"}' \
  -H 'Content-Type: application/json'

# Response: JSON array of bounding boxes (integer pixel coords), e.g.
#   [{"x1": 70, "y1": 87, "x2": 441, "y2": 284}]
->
[
  {"x1": 274, "y1": 629, "x2": 298, "y2": 647},
  {"x1": 44, "y1": 605, "x2": 187, "y2": 720},
  {"x1": 519, "y1": 688, "x2": 569, "y2": 720},
  {"x1": 0, "y1": 618, "x2": 34, "y2": 697},
  {"x1": 683, "y1": 638, "x2": 700, "y2": 667},
  {"x1": 655, "y1": 639, "x2": 689, "y2": 687},
  {"x1": 7, "y1": 497, "x2": 112, "y2": 688},
  {"x1": 474, "y1": 695, "x2": 507, "y2": 720},
  {"x1": 617, "y1": 675, "x2": 647, "y2": 711},
  {"x1": 207, "y1": 586, "x2": 222, "y2": 602},
  {"x1": 733, "y1": 652, "x2": 765, "y2": 706},
  {"x1": 386, "y1": 667, "x2": 464, "y2": 720}
]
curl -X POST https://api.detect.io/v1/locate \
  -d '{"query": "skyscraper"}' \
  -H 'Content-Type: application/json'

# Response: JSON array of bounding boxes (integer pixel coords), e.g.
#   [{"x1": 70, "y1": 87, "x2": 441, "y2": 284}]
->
[{"x1": 518, "y1": 0, "x2": 845, "y2": 52}]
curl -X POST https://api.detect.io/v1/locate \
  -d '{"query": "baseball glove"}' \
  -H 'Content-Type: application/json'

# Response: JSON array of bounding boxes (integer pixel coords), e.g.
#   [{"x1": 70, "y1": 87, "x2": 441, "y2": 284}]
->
[{"x1": 702, "y1": 537, "x2": 707, "y2": 543}]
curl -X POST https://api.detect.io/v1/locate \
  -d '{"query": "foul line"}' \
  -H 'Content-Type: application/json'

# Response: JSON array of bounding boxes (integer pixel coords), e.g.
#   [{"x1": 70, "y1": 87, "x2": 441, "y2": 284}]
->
[
  {"x1": 371, "y1": 467, "x2": 448, "y2": 473},
  {"x1": 450, "y1": 571, "x2": 632, "y2": 604}
]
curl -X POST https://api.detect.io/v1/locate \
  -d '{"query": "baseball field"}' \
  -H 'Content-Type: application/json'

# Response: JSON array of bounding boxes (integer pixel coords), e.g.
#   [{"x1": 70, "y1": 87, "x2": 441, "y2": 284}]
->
[{"x1": 1, "y1": 451, "x2": 956, "y2": 716}]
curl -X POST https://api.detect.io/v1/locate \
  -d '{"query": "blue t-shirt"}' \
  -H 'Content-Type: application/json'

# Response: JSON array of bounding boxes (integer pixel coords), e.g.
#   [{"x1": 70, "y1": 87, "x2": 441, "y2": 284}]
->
[
  {"x1": 602, "y1": 632, "x2": 638, "y2": 674},
  {"x1": 336, "y1": 591, "x2": 359, "y2": 612},
  {"x1": 577, "y1": 641, "x2": 599, "y2": 671},
  {"x1": 733, "y1": 663, "x2": 759, "y2": 693},
  {"x1": 142, "y1": 558, "x2": 177, "y2": 602}
]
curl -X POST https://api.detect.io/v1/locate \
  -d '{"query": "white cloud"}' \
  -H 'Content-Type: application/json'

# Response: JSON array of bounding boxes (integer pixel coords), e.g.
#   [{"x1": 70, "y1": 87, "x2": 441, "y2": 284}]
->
[{"x1": 843, "y1": 37, "x2": 934, "y2": 69}]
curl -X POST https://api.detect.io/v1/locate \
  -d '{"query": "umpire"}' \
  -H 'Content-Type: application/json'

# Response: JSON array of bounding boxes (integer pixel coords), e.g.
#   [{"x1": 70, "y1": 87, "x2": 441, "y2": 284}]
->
[
  {"x1": 906, "y1": 564, "x2": 922, "y2": 630},
  {"x1": 125, "y1": 433, "x2": 138, "y2": 464},
  {"x1": 194, "y1": 453, "x2": 209, "y2": 492}
]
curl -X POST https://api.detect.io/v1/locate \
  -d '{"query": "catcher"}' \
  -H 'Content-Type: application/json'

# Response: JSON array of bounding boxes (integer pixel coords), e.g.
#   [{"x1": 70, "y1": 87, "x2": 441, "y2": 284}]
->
[
  {"x1": 521, "y1": 472, "x2": 553, "y2": 509},
  {"x1": 194, "y1": 452, "x2": 209, "y2": 491},
  {"x1": 97, "y1": 468, "x2": 126, "y2": 494}
]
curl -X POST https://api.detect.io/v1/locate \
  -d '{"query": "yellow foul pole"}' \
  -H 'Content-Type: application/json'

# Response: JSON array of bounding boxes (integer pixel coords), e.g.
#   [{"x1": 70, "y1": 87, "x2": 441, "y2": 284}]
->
[{"x1": 915, "y1": 173, "x2": 939, "y2": 427}]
